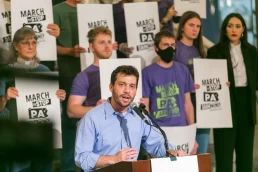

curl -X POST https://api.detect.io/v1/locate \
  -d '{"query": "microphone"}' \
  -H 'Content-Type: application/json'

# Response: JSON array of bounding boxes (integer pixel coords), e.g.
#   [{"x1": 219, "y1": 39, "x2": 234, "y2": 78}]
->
[
  {"x1": 138, "y1": 103, "x2": 172, "y2": 158},
  {"x1": 130, "y1": 102, "x2": 150, "y2": 125}
]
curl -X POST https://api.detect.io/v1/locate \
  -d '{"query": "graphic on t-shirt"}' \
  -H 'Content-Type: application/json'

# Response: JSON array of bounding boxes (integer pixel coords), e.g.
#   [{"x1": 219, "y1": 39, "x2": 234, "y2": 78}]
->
[
  {"x1": 200, "y1": 78, "x2": 222, "y2": 111},
  {"x1": 188, "y1": 59, "x2": 193, "y2": 65},
  {"x1": 154, "y1": 82, "x2": 180, "y2": 119}
]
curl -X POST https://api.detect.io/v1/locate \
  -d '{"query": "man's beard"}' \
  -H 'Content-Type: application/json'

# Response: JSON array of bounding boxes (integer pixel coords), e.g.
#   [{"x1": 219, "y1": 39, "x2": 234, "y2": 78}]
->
[
  {"x1": 95, "y1": 49, "x2": 111, "y2": 59},
  {"x1": 113, "y1": 91, "x2": 134, "y2": 108}
]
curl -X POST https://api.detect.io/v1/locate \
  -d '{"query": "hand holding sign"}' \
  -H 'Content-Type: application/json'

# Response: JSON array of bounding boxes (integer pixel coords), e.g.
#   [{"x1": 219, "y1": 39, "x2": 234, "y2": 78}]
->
[
  {"x1": 119, "y1": 43, "x2": 134, "y2": 57},
  {"x1": 56, "y1": 89, "x2": 66, "y2": 102},
  {"x1": 5, "y1": 87, "x2": 19, "y2": 100},
  {"x1": 163, "y1": 4, "x2": 177, "y2": 23},
  {"x1": 112, "y1": 41, "x2": 118, "y2": 50},
  {"x1": 73, "y1": 45, "x2": 86, "y2": 58},
  {"x1": 47, "y1": 23, "x2": 60, "y2": 38},
  {"x1": 190, "y1": 140, "x2": 198, "y2": 155}
]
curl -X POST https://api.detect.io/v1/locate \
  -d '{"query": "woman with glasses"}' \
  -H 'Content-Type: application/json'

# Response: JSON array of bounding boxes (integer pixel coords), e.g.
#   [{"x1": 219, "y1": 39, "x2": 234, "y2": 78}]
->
[
  {"x1": 207, "y1": 13, "x2": 257, "y2": 172},
  {"x1": 0, "y1": 27, "x2": 65, "y2": 171}
]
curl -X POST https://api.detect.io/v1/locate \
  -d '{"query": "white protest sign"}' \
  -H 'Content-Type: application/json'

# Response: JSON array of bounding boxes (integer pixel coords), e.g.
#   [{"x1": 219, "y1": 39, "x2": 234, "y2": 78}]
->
[
  {"x1": 161, "y1": 124, "x2": 196, "y2": 155},
  {"x1": 99, "y1": 58, "x2": 142, "y2": 102},
  {"x1": 124, "y1": 2, "x2": 160, "y2": 67},
  {"x1": 0, "y1": 0, "x2": 11, "y2": 50},
  {"x1": 151, "y1": 155, "x2": 199, "y2": 172},
  {"x1": 174, "y1": 0, "x2": 206, "y2": 18},
  {"x1": 11, "y1": 0, "x2": 57, "y2": 61},
  {"x1": 77, "y1": 4, "x2": 116, "y2": 71},
  {"x1": 194, "y1": 59, "x2": 232, "y2": 128},
  {"x1": 15, "y1": 74, "x2": 62, "y2": 148}
]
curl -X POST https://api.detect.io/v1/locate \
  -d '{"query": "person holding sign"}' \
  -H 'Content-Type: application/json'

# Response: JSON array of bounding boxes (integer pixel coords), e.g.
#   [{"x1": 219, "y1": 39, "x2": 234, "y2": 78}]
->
[
  {"x1": 207, "y1": 13, "x2": 257, "y2": 172},
  {"x1": 141, "y1": 30, "x2": 198, "y2": 155},
  {"x1": 113, "y1": 0, "x2": 177, "y2": 58},
  {"x1": 75, "y1": 65, "x2": 186, "y2": 171},
  {"x1": 53, "y1": 1, "x2": 86, "y2": 171},
  {"x1": 67, "y1": 26, "x2": 114, "y2": 118},
  {"x1": 173, "y1": 11, "x2": 209, "y2": 154},
  {"x1": 0, "y1": 27, "x2": 66, "y2": 171}
]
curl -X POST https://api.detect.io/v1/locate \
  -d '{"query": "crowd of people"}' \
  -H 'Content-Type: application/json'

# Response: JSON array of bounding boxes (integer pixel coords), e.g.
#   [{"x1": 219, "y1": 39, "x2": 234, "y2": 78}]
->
[{"x1": 0, "y1": 0, "x2": 257, "y2": 172}]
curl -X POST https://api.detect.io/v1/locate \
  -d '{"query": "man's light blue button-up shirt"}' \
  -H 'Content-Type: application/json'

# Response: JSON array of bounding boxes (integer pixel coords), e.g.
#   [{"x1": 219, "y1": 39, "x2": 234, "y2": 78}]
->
[{"x1": 75, "y1": 101, "x2": 176, "y2": 171}]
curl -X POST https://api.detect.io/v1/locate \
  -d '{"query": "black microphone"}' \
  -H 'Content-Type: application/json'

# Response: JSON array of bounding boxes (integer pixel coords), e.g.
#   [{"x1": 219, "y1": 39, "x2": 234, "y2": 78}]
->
[
  {"x1": 130, "y1": 102, "x2": 150, "y2": 125},
  {"x1": 138, "y1": 103, "x2": 172, "y2": 158}
]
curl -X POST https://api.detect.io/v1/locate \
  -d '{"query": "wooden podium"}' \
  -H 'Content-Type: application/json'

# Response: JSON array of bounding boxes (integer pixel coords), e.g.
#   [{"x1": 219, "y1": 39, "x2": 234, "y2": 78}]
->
[{"x1": 95, "y1": 154, "x2": 211, "y2": 172}]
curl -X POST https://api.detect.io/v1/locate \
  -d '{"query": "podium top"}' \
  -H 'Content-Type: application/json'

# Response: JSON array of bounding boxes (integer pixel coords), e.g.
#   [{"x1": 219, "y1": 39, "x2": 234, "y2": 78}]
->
[{"x1": 94, "y1": 153, "x2": 211, "y2": 172}]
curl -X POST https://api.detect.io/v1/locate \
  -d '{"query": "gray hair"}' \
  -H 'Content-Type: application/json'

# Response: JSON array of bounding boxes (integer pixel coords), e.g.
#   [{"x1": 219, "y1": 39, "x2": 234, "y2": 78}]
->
[{"x1": 8, "y1": 27, "x2": 40, "y2": 63}]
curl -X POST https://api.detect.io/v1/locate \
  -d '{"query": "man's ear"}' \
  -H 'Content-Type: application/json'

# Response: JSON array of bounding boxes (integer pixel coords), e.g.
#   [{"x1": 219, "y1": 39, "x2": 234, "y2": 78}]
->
[
  {"x1": 109, "y1": 83, "x2": 113, "y2": 92},
  {"x1": 89, "y1": 43, "x2": 94, "y2": 53},
  {"x1": 154, "y1": 44, "x2": 159, "y2": 52}
]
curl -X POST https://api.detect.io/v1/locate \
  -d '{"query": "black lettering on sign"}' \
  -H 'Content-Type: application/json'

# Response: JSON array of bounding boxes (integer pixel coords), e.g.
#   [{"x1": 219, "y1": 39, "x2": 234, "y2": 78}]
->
[{"x1": 28, "y1": 108, "x2": 48, "y2": 119}]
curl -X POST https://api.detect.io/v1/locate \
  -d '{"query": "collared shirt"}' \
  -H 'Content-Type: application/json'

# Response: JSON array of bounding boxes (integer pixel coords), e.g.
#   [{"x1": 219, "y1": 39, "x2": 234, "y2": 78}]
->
[
  {"x1": 230, "y1": 43, "x2": 247, "y2": 87},
  {"x1": 75, "y1": 101, "x2": 176, "y2": 171}
]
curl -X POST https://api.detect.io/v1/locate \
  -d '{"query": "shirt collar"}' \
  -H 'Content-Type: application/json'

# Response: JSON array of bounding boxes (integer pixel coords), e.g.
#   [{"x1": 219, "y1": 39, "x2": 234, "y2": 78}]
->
[
  {"x1": 104, "y1": 97, "x2": 135, "y2": 117},
  {"x1": 230, "y1": 42, "x2": 241, "y2": 50}
]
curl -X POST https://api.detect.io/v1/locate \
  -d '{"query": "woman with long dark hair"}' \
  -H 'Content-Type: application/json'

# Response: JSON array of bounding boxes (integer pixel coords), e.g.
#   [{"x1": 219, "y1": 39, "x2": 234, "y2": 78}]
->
[
  {"x1": 207, "y1": 13, "x2": 257, "y2": 172},
  {"x1": 174, "y1": 11, "x2": 208, "y2": 154}
]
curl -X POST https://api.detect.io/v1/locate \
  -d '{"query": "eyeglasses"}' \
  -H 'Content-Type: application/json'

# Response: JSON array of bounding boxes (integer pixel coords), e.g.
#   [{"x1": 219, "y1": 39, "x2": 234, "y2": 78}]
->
[{"x1": 19, "y1": 41, "x2": 38, "y2": 47}]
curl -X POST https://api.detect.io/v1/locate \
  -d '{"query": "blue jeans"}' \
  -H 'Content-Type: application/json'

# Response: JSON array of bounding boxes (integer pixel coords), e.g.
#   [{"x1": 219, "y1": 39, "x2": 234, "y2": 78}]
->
[{"x1": 196, "y1": 128, "x2": 210, "y2": 153}]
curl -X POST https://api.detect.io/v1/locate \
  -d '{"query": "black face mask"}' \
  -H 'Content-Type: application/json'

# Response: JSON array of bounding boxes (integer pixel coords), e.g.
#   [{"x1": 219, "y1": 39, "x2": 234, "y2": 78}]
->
[{"x1": 155, "y1": 46, "x2": 176, "y2": 63}]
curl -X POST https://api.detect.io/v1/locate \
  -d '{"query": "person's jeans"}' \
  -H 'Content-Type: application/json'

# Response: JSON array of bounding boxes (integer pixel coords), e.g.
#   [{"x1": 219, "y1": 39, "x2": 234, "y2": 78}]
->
[{"x1": 196, "y1": 128, "x2": 210, "y2": 153}]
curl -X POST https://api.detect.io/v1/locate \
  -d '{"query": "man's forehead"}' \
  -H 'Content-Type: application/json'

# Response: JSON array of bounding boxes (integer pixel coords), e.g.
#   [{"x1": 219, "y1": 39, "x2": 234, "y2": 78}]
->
[
  {"x1": 95, "y1": 34, "x2": 111, "y2": 40},
  {"x1": 160, "y1": 37, "x2": 175, "y2": 43},
  {"x1": 116, "y1": 73, "x2": 137, "y2": 82}
]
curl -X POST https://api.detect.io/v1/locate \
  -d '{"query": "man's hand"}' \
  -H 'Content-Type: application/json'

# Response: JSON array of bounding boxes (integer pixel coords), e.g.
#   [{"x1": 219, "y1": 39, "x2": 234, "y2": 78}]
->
[
  {"x1": 119, "y1": 43, "x2": 134, "y2": 56},
  {"x1": 5, "y1": 87, "x2": 19, "y2": 101},
  {"x1": 56, "y1": 89, "x2": 66, "y2": 102},
  {"x1": 47, "y1": 24, "x2": 60, "y2": 38},
  {"x1": 176, "y1": 150, "x2": 187, "y2": 156},
  {"x1": 113, "y1": 147, "x2": 138, "y2": 163},
  {"x1": 194, "y1": 84, "x2": 200, "y2": 89},
  {"x1": 190, "y1": 140, "x2": 199, "y2": 155},
  {"x1": 96, "y1": 99, "x2": 106, "y2": 106},
  {"x1": 72, "y1": 45, "x2": 86, "y2": 58},
  {"x1": 168, "y1": 149, "x2": 187, "y2": 156},
  {"x1": 112, "y1": 41, "x2": 118, "y2": 50},
  {"x1": 226, "y1": 82, "x2": 230, "y2": 87}
]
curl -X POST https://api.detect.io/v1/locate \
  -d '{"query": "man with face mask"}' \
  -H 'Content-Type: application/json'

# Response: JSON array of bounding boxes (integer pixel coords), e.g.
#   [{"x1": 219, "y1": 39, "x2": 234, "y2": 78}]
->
[{"x1": 141, "y1": 30, "x2": 199, "y2": 155}]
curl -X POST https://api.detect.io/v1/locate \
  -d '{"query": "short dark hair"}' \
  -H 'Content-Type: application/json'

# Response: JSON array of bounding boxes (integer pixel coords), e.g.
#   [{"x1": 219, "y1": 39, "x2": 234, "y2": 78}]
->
[
  {"x1": 110, "y1": 65, "x2": 139, "y2": 87},
  {"x1": 154, "y1": 30, "x2": 175, "y2": 47}
]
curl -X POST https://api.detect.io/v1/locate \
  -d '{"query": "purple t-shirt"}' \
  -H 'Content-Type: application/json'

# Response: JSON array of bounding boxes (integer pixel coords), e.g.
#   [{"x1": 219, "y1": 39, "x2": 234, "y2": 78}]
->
[
  {"x1": 142, "y1": 61, "x2": 194, "y2": 126},
  {"x1": 173, "y1": 41, "x2": 201, "y2": 77},
  {"x1": 70, "y1": 65, "x2": 100, "y2": 106}
]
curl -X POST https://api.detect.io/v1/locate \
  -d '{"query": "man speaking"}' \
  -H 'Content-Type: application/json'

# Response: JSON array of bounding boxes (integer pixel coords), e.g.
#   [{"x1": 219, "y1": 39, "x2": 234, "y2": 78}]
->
[{"x1": 75, "y1": 65, "x2": 186, "y2": 171}]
